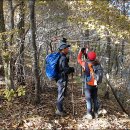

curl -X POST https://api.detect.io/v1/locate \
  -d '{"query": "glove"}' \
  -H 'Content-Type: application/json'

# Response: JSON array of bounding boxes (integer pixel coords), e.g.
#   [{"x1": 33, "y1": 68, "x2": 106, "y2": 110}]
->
[
  {"x1": 61, "y1": 72, "x2": 65, "y2": 77},
  {"x1": 81, "y1": 48, "x2": 86, "y2": 54},
  {"x1": 69, "y1": 67, "x2": 75, "y2": 73},
  {"x1": 66, "y1": 56, "x2": 69, "y2": 62}
]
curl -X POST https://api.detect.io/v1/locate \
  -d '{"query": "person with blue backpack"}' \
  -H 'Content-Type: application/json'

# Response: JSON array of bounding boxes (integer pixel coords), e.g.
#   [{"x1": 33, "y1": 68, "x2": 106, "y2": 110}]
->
[
  {"x1": 77, "y1": 48, "x2": 103, "y2": 119},
  {"x1": 45, "y1": 38, "x2": 74, "y2": 116}
]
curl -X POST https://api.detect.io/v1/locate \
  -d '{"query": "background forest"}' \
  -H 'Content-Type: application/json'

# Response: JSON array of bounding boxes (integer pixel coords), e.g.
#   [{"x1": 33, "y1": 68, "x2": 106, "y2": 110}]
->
[{"x1": 0, "y1": 0, "x2": 130, "y2": 129}]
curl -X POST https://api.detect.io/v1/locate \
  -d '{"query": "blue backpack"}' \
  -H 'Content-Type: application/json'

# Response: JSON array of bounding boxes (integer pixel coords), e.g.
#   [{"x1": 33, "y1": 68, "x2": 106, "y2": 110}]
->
[{"x1": 45, "y1": 52, "x2": 61, "y2": 80}]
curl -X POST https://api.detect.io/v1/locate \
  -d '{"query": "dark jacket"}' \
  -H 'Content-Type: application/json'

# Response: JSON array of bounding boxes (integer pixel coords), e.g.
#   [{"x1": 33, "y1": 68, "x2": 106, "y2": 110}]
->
[{"x1": 58, "y1": 53, "x2": 74, "y2": 81}]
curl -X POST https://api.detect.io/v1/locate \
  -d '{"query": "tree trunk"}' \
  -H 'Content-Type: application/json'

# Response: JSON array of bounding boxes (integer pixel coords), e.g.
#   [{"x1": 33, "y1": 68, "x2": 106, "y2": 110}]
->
[
  {"x1": 0, "y1": 0, "x2": 13, "y2": 89},
  {"x1": 0, "y1": 0, "x2": 6, "y2": 35},
  {"x1": 0, "y1": 0, "x2": 5, "y2": 77},
  {"x1": 114, "y1": 44, "x2": 119, "y2": 75},
  {"x1": 104, "y1": 0, "x2": 111, "y2": 99},
  {"x1": 29, "y1": 0, "x2": 40, "y2": 104},
  {"x1": 123, "y1": 0, "x2": 126, "y2": 15},
  {"x1": 121, "y1": 0, "x2": 126, "y2": 78},
  {"x1": 8, "y1": 0, "x2": 14, "y2": 44},
  {"x1": 8, "y1": 0, "x2": 15, "y2": 89},
  {"x1": 16, "y1": 0, "x2": 25, "y2": 85}
]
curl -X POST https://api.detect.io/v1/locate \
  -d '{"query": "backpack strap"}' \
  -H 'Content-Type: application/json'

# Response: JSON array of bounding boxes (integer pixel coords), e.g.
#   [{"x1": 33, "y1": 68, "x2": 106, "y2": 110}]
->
[
  {"x1": 88, "y1": 62, "x2": 94, "y2": 75},
  {"x1": 86, "y1": 62, "x2": 96, "y2": 86},
  {"x1": 85, "y1": 62, "x2": 90, "y2": 77}
]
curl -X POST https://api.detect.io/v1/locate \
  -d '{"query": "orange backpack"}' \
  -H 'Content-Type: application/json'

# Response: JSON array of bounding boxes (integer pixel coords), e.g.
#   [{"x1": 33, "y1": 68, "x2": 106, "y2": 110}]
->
[
  {"x1": 85, "y1": 62, "x2": 103, "y2": 86},
  {"x1": 87, "y1": 63, "x2": 96, "y2": 86}
]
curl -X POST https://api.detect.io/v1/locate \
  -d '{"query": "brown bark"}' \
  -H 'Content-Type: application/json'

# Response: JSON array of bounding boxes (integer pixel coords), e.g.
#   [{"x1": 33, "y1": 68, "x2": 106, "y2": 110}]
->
[
  {"x1": 0, "y1": 0, "x2": 5, "y2": 77},
  {"x1": 29, "y1": 0, "x2": 40, "y2": 104},
  {"x1": 17, "y1": 0, "x2": 25, "y2": 85}
]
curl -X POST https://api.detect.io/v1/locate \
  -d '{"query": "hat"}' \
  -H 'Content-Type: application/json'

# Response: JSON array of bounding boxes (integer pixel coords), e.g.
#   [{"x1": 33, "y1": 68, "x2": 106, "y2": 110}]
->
[
  {"x1": 87, "y1": 51, "x2": 96, "y2": 61},
  {"x1": 58, "y1": 38, "x2": 70, "y2": 50},
  {"x1": 58, "y1": 42, "x2": 70, "y2": 50}
]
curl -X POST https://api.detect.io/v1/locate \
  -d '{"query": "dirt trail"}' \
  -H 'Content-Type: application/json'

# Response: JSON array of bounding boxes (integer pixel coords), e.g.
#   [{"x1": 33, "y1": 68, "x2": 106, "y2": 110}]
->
[{"x1": 0, "y1": 80, "x2": 130, "y2": 129}]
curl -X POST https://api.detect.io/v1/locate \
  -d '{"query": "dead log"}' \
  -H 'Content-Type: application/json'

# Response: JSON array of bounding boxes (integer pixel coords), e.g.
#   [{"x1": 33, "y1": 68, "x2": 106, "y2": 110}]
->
[{"x1": 106, "y1": 78, "x2": 130, "y2": 117}]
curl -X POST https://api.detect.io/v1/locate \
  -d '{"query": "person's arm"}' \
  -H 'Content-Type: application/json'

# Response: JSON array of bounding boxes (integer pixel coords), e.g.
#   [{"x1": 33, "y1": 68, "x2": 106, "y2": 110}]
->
[
  {"x1": 77, "y1": 51, "x2": 86, "y2": 70},
  {"x1": 61, "y1": 57, "x2": 74, "y2": 74},
  {"x1": 77, "y1": 49, "x2": 90, "y2": 76}
]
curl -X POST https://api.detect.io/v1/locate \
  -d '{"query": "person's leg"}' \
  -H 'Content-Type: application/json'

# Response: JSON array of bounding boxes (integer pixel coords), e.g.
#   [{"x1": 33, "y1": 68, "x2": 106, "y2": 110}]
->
[
  {"x1": 84, "y1": 85, "x2": 93, "y2": 119},
  {"x1": 56, "y1": 79, "x2": 65, "y2": 112},
  {"x1": 92, "y1": 87, "x2": 99, "y2": 117},
  {"x1": 84, "y1": 86, "x2": 92, "y2": 115}
]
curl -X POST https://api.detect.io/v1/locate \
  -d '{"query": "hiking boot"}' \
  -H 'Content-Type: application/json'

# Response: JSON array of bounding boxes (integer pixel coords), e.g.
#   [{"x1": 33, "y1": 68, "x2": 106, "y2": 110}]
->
[
  {"x1": 83, "y1": 113, "x2": 93, "y2": 120},
  {"x1": 94, "y1": 112, "x2": 98, "y2": 118},
  {"x1": 55, "y1": 109, "x2": 67, "y2": 116}
]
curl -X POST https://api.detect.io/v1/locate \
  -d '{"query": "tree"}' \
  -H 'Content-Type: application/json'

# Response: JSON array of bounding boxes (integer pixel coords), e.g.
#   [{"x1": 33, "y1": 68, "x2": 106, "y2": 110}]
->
[
  {"x1": 0, "y1": 0, "x2": 14, "y2": 89},
  {"x1": 16, "y1": 0, "x2": 25, "y2": 85},
  {"x1": 29, "y1": 0, "x2": 40, "y2": 104},
  {"x1": 0, "y1": 0, "x2": 5, "y2": 77},
  {"x1": 8, "y1": 0, "x2": 15, "y2": 89}
]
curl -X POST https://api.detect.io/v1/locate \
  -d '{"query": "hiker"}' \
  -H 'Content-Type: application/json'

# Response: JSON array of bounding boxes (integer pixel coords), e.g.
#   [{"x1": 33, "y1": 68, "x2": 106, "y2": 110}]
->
[
  {"x1": 55, "y1": 38, "x2": 75, "y2": 116},
  {"x1": 77, "y1": 48, "x2": 102, "y2": 119}
]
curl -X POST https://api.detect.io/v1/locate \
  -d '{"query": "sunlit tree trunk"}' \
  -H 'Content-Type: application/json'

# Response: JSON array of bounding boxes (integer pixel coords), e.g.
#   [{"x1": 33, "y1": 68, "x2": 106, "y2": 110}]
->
[
  {"x1": 114, "y1": 44, "x2": 119, "y2": 75},
  {"x1": 8, "y1": 0, "x2": 15, "y2": 89},
  {"x1": 106, "y1": 31, "x2": 112, "y2": 74},
  {"x1": 29, "y1": 0, "x2": 40, "y2": 104},
  {"x1": 16, "y1": 0, "x2": 25, "y2": 85}
]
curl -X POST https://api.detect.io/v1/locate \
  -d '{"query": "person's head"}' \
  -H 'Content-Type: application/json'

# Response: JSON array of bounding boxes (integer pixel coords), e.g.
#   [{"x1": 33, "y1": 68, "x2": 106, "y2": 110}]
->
[
  {"x1": 58, "y1": 38, "x2": 70, "y2": 54},
  {"x1": 87, "y1": 51, "x2": 96, "y2": 61}
]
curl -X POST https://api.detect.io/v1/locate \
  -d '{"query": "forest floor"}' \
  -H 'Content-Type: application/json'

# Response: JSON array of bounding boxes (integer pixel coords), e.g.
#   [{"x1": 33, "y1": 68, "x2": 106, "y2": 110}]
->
[{"x1": 0, "y1": 78, "x2": 130, "y2": 129}]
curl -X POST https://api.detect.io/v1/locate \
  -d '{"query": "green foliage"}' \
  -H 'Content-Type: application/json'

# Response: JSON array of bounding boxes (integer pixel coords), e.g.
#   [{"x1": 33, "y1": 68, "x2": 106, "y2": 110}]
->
[
  {"x1": 68, "y1": 0, "x2": 130, "y2": 42},
  {"x1": 16, "y1": 86, "x2": 26, "y2": 97},
  {"x1": 4, "y1": 89, "x2": 16, "y2": 101},
  {"x1": 42, "y1": 50, "x2": 46, "y2": 57},
  {"x1": 2, "y1": 51, "x2": 10, "y2": 63},
  {"x1": 36, "y1": 0, "x2": 47, "y2": 6},
  {"x1": 3, "y1": 86, "x2": 26, "y2": 101}
]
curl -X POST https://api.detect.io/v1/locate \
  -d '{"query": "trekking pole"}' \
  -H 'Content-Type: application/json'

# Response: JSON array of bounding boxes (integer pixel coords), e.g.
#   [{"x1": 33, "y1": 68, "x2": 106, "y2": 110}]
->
[
  {"x1": 81, "y1": 69, "x2": 84, "y2": 96},
  {"x1": 81, "y1": 55, "x2": 85, "y2": 98},
  {"x1": 71, "y1": 73, "x2": 75, "y2": 116},
  {"x1": 81, "y1": 50, "x2": 86, "y2": 96}
]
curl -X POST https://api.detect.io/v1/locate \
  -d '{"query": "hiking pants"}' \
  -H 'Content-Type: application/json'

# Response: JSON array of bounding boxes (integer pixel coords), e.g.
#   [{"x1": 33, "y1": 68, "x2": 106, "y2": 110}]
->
[
  {"x1": 56, "y1": 79, "x2": 68, "y2": 112},
  {"x1": 84, "y1": 84, "x2": 99, "y2": 114}
]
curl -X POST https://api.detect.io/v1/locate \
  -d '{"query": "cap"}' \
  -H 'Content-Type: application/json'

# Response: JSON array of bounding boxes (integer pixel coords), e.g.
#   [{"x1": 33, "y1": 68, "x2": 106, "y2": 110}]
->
[
  {"x1": 87, "y1": 51, "x2": 96, "y2": 61},
  {"x1": 58, "y1": 42, "x2": 70, "y2": 50}
]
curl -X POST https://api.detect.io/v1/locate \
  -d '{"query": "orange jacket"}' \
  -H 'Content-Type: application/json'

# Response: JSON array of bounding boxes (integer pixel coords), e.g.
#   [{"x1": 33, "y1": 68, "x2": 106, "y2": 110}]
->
[
  {"x1": 77, "y1": 51, "x2": 86, "y2": 70},
  {"x1": 77, "y1": 50, "x2": 90, "y2": 77}
]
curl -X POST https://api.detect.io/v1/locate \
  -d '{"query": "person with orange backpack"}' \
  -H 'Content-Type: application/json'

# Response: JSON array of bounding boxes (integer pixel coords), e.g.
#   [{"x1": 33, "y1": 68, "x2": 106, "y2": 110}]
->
[{"x1": 77, "y1": 48, "x2": 103, "y2": 119}]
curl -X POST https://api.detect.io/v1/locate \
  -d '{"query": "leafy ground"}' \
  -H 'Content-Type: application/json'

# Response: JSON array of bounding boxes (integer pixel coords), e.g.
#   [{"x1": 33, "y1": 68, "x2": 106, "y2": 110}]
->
[{"x1": 0, "y1": 78, "x2": 130, "y2": 129}]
